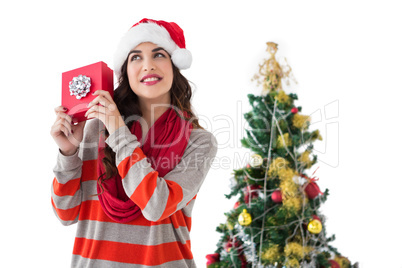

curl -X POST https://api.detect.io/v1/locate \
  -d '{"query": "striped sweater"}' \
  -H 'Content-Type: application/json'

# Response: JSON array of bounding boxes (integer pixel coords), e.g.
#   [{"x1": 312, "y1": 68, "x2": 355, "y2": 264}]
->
[{"x1": 51, "y1": 119, "x2": 218, "y2": 267}]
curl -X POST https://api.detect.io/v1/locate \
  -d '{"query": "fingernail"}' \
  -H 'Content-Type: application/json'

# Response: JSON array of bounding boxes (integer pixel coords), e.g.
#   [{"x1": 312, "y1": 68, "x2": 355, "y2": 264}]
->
[{"x1": 63, "y1": 107, "x2": 68, "y2": 111}]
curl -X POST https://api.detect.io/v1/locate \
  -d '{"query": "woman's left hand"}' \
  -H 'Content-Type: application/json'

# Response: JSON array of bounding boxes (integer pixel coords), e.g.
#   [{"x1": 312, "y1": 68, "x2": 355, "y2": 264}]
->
[{"x1": 85, "y1": 90, "x2": 125, "y2": 135}]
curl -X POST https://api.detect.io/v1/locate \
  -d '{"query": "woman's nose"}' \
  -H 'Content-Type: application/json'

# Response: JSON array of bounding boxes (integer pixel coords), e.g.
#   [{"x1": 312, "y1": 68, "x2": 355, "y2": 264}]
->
[{"x1": 143, "y1": 58, "x2": 156, "y2": 71}]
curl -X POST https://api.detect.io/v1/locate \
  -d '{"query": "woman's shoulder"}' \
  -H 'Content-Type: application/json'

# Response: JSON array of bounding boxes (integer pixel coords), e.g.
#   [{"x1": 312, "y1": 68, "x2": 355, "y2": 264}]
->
[
  {"x1": 189, "y1": 127, "x2": 216, "y2": 143},
  {"x1": 186, "y1": 128, "x2": 218, "y2": 157}
]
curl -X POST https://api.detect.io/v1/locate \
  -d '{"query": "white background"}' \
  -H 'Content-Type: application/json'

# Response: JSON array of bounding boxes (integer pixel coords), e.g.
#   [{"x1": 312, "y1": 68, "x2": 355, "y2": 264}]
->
[{"x1": 1, "y1": 0, "x2": 401, "y2": 267}]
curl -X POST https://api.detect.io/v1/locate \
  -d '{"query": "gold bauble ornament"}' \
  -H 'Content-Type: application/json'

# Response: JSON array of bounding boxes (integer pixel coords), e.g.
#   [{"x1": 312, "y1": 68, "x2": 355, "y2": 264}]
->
[
  {"x1": 307, "y1": 219, "x2": 322, "y2": 234},
  {"x1": 238, "y1": 209, "x2": 252, "y2": 226},
  {"x1": 250, "y1": 154, "x2": 263, "y2": 167}
]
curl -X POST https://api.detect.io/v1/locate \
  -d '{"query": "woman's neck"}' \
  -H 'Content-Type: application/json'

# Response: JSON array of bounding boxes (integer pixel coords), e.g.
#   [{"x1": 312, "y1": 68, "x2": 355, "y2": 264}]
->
[{"x1": 139, "y1": 100, "x2": 171, "y2": 128}]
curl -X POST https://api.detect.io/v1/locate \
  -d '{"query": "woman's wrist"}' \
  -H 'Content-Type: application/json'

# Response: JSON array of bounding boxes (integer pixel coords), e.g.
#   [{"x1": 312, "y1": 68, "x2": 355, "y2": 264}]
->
[
  {"x1": 107, "y1": 117, "x2": 126, "y2": 136},
  {"x1": 60, "y1": 147, "x2": 78, "y2": 156}
]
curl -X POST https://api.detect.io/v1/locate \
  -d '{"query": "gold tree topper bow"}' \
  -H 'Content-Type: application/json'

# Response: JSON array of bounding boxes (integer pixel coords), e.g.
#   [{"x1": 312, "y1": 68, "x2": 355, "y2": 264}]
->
[{"x1": 252, "y1": 42, "x2": 296, "y2": 95}]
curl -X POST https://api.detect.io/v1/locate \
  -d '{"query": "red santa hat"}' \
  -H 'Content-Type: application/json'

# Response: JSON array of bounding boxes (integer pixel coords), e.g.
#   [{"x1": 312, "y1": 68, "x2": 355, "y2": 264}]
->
[{"x1": 113, "y1": 18, "x2": 192, "y2": 78}]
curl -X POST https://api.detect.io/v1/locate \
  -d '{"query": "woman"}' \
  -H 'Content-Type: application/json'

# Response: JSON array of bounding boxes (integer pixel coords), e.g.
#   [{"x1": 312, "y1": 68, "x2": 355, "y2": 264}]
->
[{"x1": 50, "y1": 18, "x2": 217, "y2": 267}]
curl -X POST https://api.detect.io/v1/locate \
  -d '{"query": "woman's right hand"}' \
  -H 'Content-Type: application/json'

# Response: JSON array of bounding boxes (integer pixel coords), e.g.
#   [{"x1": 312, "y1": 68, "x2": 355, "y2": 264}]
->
[{"x1": 50, "y1": 106, "x2": 86, "y2": 156}]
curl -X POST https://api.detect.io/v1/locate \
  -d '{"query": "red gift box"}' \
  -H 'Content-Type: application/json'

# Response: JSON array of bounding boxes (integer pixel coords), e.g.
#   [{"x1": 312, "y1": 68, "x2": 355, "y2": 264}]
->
[{"x1": 62, "y1": 61, "x2": 114, "y2": 122}]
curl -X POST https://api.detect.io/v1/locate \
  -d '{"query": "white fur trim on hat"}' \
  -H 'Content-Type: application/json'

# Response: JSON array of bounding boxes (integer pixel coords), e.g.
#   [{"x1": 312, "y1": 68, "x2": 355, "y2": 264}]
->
[
  {"x1": 113, "y1": 22, "x2": 192, "y2": 77},
  {"x1": 171, "y1": 48, "x2": 192, "y2": 70}
]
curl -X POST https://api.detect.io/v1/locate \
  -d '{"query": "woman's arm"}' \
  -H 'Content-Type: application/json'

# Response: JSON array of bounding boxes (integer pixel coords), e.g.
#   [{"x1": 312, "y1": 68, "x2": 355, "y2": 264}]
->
[
  {"x1": 106, "y1": 125, "x2": 218, "y2": 222},
  {"x1": 51, "y1": 149, "x2": 83, "y2": 226},
  {"x1": 51, "y1": 118, "x2": 102, "y2": 226}
]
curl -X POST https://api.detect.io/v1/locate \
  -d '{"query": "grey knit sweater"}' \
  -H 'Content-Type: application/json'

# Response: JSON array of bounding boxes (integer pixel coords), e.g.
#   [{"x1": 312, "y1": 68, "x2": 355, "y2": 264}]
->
[{"x1": 52, "y1": 118, "x2": 218, "y2": 267}]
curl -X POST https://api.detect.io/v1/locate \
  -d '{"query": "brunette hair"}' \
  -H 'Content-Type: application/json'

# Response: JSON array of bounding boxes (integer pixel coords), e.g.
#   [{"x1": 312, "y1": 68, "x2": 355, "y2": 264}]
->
[{"x1": 98, "y1": 57, "x2": 203, "y2": 192}]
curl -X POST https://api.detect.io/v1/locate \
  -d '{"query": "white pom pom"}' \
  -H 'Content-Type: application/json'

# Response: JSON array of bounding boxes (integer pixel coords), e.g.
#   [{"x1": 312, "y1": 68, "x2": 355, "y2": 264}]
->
[{"x1": 171, "y1": 48, "x2": 192, "y2": 69}]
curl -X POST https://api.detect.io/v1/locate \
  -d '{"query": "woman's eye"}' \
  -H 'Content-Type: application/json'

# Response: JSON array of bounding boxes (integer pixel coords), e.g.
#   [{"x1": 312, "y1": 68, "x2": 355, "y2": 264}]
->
[
  {"x1": 154, "y1": 53, "x2": 166, "y2": 58},
  {"x1": 131, "y1": 55, "x2": 141, "y2": 61}
]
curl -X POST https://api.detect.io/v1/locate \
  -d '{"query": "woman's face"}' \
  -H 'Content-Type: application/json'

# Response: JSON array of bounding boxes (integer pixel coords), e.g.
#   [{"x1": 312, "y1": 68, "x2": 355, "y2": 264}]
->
[{"x1": 126, "y1": 42, "x2": 173, "y2": 104}]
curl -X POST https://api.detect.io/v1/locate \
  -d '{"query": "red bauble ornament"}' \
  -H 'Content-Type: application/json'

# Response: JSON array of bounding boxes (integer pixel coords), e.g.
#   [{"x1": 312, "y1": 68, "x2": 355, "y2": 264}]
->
[
  {"x1": 304, "y1": 182, "x2": 321, "y2": 199},
  {"x1": 329, "y1": 260, "x2": 341, "y2": 268},
  {"x1": 291, "y1": 107, "x2": 298, "y2": 114},
  {"x1": 239, "y1": 253, "x2": 248, "y2": 268},
  {"x1": 224, "y1": 241, "x2": 232, "y2": 252},
  {"x1": 244, "y1": 185, "x2": 260, "y2": 204},
  {"x1": 312, "y1": 215, "x2": 321, "y2": 222},
  {"x1": 223, "y1": 238, "x2": 247, "y2": 268},
  {"x1": 206, "y1": 253, "x2": 220, "y2": 266},
  {"x1": 234, "y1": 201, "x2": 240, "y2": 209},
  {"x1": 225, "y1": 238, "x2": 241, "y2": 252},
  {"x1": 271, "y1": 190, "x2": 283, "y2": 203}
]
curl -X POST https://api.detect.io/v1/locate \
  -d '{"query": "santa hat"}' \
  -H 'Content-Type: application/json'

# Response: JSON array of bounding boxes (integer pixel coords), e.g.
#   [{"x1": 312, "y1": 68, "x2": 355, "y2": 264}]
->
[{"x1": 113, "y1": 18, "x2": 192, "y2": 78}]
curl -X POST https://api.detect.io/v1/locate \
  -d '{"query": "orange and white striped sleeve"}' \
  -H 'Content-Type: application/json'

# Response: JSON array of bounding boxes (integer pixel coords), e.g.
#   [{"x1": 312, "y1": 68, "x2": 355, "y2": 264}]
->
[
  {"x1": 106, "y1": 125, "x2": 218, "y2": 222},
  {"x1": 51, "y1": 119, "x2": 102, "y2": 226},
  {"x1": 51, "y1": 149, "x2": 83, "y2": 225}
]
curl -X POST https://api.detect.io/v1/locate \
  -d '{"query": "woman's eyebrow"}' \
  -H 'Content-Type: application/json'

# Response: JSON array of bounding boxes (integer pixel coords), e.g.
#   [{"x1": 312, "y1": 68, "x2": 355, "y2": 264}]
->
[
  {"x1": 128, "y1": 50, "x2": 141, "y2": 56},
  {"x1": 128, "y1": 47, "x2": 166, "y2": 57},
  {"x1": 152, "y1": 47, "x2": 165, "y2": 52}
]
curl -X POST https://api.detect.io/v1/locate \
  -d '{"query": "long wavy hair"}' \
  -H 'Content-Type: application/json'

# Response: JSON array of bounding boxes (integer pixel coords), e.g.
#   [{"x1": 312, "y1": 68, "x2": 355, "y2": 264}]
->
[{"x1": 98, "y1": 56, "x2": 204, "y2": 192}]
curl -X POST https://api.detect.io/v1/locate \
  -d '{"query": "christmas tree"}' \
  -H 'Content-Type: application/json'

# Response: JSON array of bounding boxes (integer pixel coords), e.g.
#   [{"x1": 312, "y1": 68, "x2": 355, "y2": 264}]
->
[{"x1": 206, "y1": 43, "x2": 357, "y2": 268}]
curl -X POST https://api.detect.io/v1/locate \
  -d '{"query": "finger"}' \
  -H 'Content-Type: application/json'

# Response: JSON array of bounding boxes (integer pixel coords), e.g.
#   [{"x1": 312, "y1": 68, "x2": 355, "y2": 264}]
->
[
  {"x1": 62, "y1": 118, "x2": 73, "y2": 134},
  {"x1": 54, "y1": 106, "x2": 68, "y2": 114},
  {"x1": 51, "y1": 119, "x2": 71, "y2": 137},
  {"x1": 86, "y1": 104, "x2": 110, "y2": 120},
  {"x1": 87, "y1": 95, "x2": 110, "y2": 109},
  {"x1": 85, "y1": 105, "x2": 100, "y2": 118},
  {"x1": 85, "y1": 107, "x2": 106, "y2": 121},
  {"x1": 55, "y1": 111, "x2": 73, "y2": 125},
  {"x1": 86, "y1": 110, "x2": 105, "y2": 122},
  {"x1": 94, "y1": 94, "x2": 117, "y2": 112},
  {"x1": 86, "y1": 102, "x2": 113, "y2": 118},
  {"x1": 98, "y1": 95, "x2": 117, "y2": 112},
  {"x1": 60, "y1": 125, "x2": 70, "y2": 137},
  {"x1": 93, "y1": 90, "x2": 113, "y2": 103},
  {"x1": 66, "y1": 132, "x2": 83, "y2": 147},
  {"x1": 54, "y1": 118, "x2": 72, "y2": 135}
]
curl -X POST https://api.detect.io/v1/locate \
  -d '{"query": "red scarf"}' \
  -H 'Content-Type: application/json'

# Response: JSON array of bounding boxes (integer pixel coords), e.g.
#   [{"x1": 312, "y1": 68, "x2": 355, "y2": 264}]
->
[{"x1": 97, "y1": 107, "x2": 193, "y2": 223}]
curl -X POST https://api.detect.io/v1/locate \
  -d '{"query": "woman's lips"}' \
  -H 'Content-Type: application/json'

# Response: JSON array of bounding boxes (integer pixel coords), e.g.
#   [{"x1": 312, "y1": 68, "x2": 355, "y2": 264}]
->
[{"x1": 141, "y1": 74, "x2": 162, "y2": 86}]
